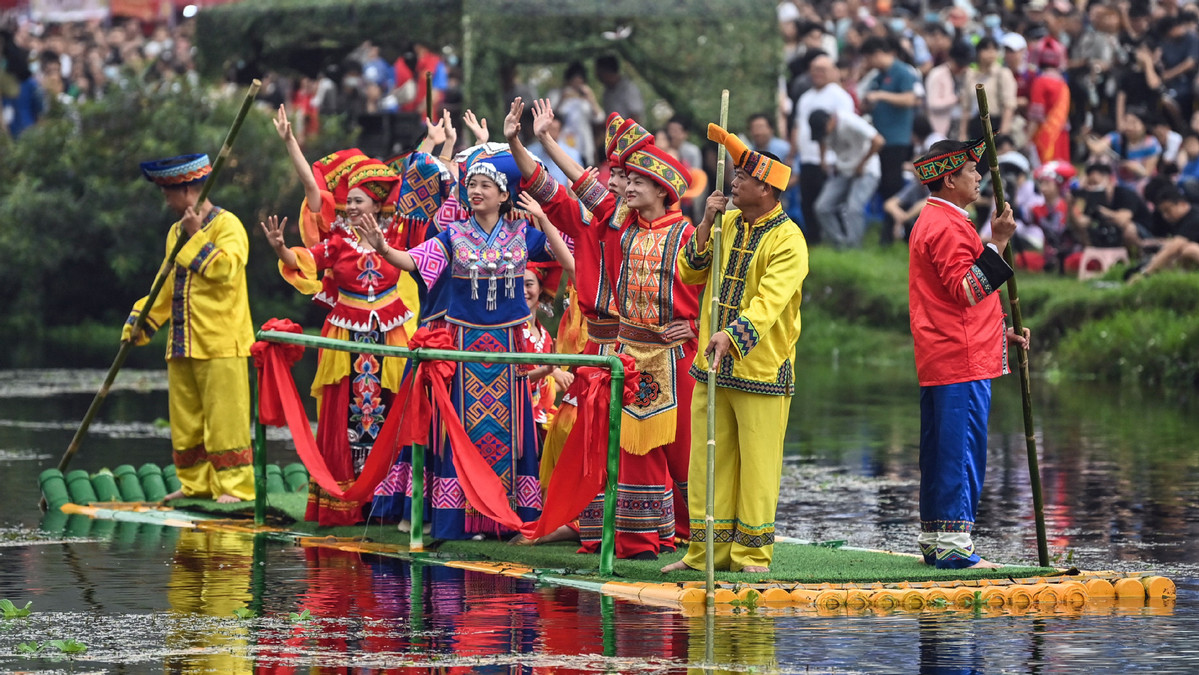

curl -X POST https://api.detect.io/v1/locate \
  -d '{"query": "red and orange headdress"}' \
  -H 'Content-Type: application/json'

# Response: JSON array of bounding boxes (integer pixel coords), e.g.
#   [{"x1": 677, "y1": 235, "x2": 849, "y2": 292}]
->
[
  {"x1": 605, "y1": 112, "x2": 654, "y2": 169},
  {"x1": 623, "y1": 144, "x2": 691, "y2": 203},
  {"x1": 312, "y1": 148, "x2": 370, "y2": 211},
  {"x1": 346, "y1": 159, "x2": 401, "y2": 212}
]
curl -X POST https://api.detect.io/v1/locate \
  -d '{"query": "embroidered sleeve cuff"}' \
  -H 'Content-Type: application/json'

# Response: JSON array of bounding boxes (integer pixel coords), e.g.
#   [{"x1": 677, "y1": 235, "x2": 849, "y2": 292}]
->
[
  {"x1": 724, "y1": 316, "x2": 760, "y2": 359},
  {"x1": 572, "y1": 171, "x2": 608, "y2": 212},
  {"x1": 682, "y1": 235, "x2": 712, "y2": 271},
  {"x1": 521, "y1": 163, "x2": 558, "y2": 204},
  {"x1": 962, "y1": 246, "x2": 1013, "y2": 306}
]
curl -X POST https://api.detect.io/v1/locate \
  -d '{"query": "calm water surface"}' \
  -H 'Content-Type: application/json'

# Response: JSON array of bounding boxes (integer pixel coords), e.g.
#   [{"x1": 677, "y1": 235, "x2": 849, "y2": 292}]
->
[{"x1": 0, "y1": 363, "x2": 1196, "y2": 673}]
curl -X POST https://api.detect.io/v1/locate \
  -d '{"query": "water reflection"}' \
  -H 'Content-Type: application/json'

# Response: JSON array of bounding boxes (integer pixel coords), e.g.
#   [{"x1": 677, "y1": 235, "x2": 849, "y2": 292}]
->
[{"x1": 2, "y1": 365, "x2": 1199, "y2": 672}]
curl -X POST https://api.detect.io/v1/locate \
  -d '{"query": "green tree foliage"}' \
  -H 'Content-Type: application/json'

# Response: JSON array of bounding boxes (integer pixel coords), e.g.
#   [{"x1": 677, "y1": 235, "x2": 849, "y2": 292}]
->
[
  {"x1": 0, "y1": 80, "x2": 355, "y2": 366},
  {"x1": 195, "y1": 0, "x2": 778, "y2": 129}
]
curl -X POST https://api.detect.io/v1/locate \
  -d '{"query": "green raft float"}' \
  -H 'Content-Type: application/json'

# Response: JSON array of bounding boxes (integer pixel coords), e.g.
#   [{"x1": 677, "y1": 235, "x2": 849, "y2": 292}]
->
[{"x1": 39, "y1": 463, "x2": 1177, "y2": 615}]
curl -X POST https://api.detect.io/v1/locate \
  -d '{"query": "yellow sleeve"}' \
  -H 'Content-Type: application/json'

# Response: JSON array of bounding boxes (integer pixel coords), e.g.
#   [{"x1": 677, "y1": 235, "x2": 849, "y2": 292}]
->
[
  {"x1": 278, "y1": 247, "x2": 323, "y2": 295},
  {"x1": 676, "y1": 232, "x2": 713, "y2": 286},
  {"x1": 121, "y1": 227, "x2": 178, "y2": 344},
  {"x1": 723, "y1": 230, "x2": 807, "y2": 359},
  {"x1": 175, "y1": 212, "x2": 249, "y2": 284}
]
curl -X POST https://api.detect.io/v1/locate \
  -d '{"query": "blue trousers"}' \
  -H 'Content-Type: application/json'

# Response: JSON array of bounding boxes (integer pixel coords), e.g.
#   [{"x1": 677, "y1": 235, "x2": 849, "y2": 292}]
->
[{"x1": 918, "y1": 379, "x2": 991, "y2": 569}]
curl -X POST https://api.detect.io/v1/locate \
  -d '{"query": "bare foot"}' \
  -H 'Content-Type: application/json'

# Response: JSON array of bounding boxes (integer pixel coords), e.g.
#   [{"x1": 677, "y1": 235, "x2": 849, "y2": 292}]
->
[
  {"x1": 163, "y1": 490, "x2": 186, "y2": 502},
  {"x1": 660, "y1": 560, "x2": 695, "y2": 574},
  {"x1": 739, "y1": 565, "x2": 770, "y2": 573},
  {"x1": 509, "y1": 534, "x2": 534, "y2": 546},
  {"x1": 967, "y1": 558, "x2": 1003, "y2": 569},
  {"x1": 215, "y1": 494, "x2": 242, "y2": 504}
]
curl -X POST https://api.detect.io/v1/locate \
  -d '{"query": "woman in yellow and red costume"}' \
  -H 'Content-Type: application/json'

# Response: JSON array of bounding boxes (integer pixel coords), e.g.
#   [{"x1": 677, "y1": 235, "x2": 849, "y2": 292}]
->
[{"x1": 262, "y1": 139, "x2": 408, "y2": 525}]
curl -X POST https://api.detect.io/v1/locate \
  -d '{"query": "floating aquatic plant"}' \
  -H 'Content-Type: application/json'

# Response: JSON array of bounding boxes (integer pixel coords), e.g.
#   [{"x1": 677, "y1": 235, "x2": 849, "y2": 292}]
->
[
  {"x1": 48, "y1": 639, "x2": 88, "y2": 655},
  {"x1": 15, "y1": 641, "x2": 42, "y2": 654},
  {"x1": 289, "y1": 609, "x2": 313, "y2": 623},
  {"x1": 232, "y1": 608, "x2": 256, "y2": 619},
  {"x1": 0, "y1": 599, "x2": 32, "y2": 619}
]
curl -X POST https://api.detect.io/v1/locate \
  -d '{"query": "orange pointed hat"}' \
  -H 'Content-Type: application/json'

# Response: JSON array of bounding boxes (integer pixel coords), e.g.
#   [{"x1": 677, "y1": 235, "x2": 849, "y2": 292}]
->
[
  {"x1": 605, "y1": 112, "x2": 654, "y2": 168},
  {"x1": 707, "y1": 123, "x2": 792, "y2": 191}
]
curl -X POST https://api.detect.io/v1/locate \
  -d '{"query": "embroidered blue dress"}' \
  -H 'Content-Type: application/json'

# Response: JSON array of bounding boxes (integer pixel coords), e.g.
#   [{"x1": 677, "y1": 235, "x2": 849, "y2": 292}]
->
[
  {"x1": 404, "y1": 214, "x2": 553, "y2": 539},
  {"x1": 372, "y1": 199, "x2": 463, "y2": 522}
]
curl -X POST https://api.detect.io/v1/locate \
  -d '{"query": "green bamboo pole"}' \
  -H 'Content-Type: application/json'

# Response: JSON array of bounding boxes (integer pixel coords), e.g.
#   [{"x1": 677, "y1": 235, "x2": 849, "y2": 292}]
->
[
  {"x1": 975, "y1": 84, "x2": 1050, "y2": 567},
  {"x1": 252, "y1": 373, "x2": 268, "y2": 525},
  {"x1": 44, "y1": 79, "x2": 262, "y2": 504},
  {"x1": 705, "y1": 89, "x2": 730, "y2": 611},
  {"x1": 425, "y1": 71, "x2": 434, "y2": 122}
]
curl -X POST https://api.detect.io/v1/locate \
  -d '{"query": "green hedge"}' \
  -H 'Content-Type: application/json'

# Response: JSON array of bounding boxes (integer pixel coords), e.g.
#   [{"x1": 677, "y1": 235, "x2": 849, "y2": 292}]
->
[{"x1": 0, "y1": 79, "x2": 357, "y2": 367}]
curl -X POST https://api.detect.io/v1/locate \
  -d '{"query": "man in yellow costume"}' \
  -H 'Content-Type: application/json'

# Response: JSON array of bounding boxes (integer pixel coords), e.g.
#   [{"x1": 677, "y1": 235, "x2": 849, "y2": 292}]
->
[
  {"x1": 122, "y1": 153, "x2": 256, "y2": 503},
  {"x1": 663, "y1": 126, "x2": 808, "y2": 574}
]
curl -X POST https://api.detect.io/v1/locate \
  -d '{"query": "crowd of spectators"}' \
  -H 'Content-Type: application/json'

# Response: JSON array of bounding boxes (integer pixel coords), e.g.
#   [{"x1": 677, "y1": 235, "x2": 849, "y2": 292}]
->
[
  {"x1": 771, "y1": 0, "x2": 1199, "y2": 279},
  {"x1": 10, "y1": 0, "x2": 1199, "y2": 280}
]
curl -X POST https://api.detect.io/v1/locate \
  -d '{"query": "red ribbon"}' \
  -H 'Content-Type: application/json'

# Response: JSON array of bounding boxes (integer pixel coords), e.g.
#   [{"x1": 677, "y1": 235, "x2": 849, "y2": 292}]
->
[
  {"x1": 521, "y1": 354, "x2": 638, "y2": 540},
  {"x1": 252, "y1": 319, "x2": 406, "y2": 503},
  {"x1": 254, "y1": 319, "x2": 640, "y2": 538}
]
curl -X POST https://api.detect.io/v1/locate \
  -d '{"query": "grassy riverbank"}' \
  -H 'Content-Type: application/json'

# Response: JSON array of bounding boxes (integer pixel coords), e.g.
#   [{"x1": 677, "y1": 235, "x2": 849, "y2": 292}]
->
[{"x1": 801, "y1": 246, "x2": 1199, "y2": 389}]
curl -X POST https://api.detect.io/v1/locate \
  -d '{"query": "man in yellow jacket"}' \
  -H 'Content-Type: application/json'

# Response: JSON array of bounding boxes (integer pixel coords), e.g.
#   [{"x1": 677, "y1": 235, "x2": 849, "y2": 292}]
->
[
  {"x1": 664, "y1": 126, "x2": 808, "y2": 574},
  {"x1": 122, "y1": 153, "x2": 255, "y2": 503}
]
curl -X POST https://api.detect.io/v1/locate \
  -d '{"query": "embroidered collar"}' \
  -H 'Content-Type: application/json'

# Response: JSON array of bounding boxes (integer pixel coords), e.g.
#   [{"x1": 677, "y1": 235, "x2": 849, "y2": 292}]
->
[
  {"x1": 742, "y1": 203, "x2": 787, "y2": 229},
  {"x1": 635, "y1": 208, "x2": 687, "y2": 231},
  {"x1": 927, "y1": 196, "x2": 971, "y2": 219}
]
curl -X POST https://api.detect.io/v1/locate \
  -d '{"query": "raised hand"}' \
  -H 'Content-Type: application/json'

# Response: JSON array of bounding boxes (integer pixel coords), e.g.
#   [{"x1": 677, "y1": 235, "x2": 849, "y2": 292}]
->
[
  {"x1": 353, "y1": 211, "x2": 386, "y2": 251},
  {"x1": 259, "y1": 214, "x2": 288, "y2": 251},
  {"x1": 516, "y1": 192, "x2": 547, "y2": 225},
  {"x1": 464, "y1": 109, "x2": 489, "y2": 144},
  {"x1": 426, "y1": 111, "x2": 448, "y2": 146},
  {"x1": 273, "y1": 104, "x2": 292, "y2": 142},
  {"x1": 503, "y1": 97, "x2": 524, "y2": 141},
  {"x1": 531, "y1": 98, "x2": 556, "y2": 137},
  {"x1": 442, "y1": 109, "x2": 458, "y2": 153}
]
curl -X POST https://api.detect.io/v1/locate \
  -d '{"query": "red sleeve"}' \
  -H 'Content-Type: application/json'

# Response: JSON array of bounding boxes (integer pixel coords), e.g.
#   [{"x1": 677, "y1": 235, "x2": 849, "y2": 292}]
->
[
  {"x1": 926, "y1": 221, "x2": 1012, "y2": 307},
  {"x1": 520, "y1": 163, "x2": 589, "y2": 240}
]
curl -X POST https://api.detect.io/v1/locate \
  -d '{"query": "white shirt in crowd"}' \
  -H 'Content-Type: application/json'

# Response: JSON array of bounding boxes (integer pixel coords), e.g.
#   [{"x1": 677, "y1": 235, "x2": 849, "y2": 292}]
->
[
  {"x1": 794, "y1": 82, "x2": 855, "y2": 165},
  {"x1": 826, "y1": 111, "x2": 882, "y2": 177}
]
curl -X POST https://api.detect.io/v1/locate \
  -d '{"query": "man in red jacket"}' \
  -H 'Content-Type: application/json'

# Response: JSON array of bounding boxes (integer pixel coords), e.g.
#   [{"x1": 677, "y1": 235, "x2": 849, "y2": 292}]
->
[{"x1": 908, "y1": 138, "x2": 1029, "y2": 569}]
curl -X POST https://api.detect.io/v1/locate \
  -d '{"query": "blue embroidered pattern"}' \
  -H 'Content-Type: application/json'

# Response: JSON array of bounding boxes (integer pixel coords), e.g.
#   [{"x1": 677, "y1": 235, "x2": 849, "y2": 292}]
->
[{"x1": 188, "y1": 242, "x2": 216, "y2": 273}]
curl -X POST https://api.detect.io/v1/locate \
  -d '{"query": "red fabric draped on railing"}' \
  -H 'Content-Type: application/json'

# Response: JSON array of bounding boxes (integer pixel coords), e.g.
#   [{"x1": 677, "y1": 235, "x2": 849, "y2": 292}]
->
[
  {"x1": 253, "y1": 319, "x2": 637, "y2": 538},
  {"x1": 251, "y1": 318, "x2": 407, "y2": 503}
]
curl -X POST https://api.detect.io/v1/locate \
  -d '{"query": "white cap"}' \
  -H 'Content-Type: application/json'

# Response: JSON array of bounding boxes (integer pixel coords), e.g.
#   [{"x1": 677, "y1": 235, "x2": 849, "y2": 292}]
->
[
  {"x1": 1001, "y1": 32, "x2": 1027, "y2": 52},
  {"x1": 997, "y1": 151, "x2": 1031, "y2": 175}
]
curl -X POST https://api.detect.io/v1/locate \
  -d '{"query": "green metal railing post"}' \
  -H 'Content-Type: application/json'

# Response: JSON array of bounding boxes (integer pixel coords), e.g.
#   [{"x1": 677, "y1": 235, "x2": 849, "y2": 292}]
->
[
  {"x1": 410, "y1": 355, "x2": 426, "y2": 553},
  {"x1": 252, "y1": 371, "x2": 267, "y2": 526},
  {"x1": 600, "y1": 355, "x2": 625, "y2": 577}
]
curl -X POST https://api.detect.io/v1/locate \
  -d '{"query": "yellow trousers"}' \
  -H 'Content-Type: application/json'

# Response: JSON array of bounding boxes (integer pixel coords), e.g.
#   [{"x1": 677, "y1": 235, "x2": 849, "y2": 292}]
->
[
  {"x1": 682, "y1": 383, "x2": 790, "y2": 571},
  {"x1": 167, "y1": 357, "x2": 255, "y2": 501}
]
